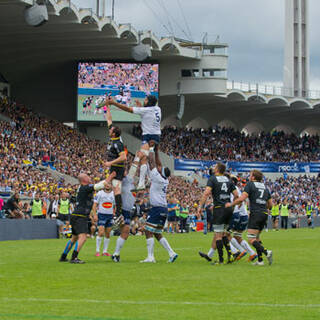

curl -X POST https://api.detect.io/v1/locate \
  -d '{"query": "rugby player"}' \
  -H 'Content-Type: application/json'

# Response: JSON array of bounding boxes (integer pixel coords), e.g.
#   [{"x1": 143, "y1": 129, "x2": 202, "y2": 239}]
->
[
  {"x1": 198, "y1": 163, "x2": 238, "y2": 265},
  {"x1": 226, "y1": 170, "x2": 273, "y2": 266},
  {"x1": 59, "y1": 174, "x2": 107, "y2": 264},
  {"x1": 140, "y1": 145, "x2": 178, "y2": 263},
  {"x1": 111, "y1": 158, "x2": 137, "y2": 262},
  {"x1": 92, "y1": 182, "x2": 115, "y2": 257},
  {"x1": 106, "y1": 95, "x2": 161, "y2": 190},
  {"x1": 227, "y1": 175, "x2": 257, "y2": 262},
  {"x1": 104, "y1": 107, "x2": 126, "y2": 219}
]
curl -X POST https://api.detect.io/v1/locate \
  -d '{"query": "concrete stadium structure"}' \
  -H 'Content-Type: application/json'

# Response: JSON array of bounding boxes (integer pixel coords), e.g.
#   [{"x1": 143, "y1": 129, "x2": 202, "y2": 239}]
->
[{"x1": 0, "y1": 0, "x2": 320, "y2": 137}]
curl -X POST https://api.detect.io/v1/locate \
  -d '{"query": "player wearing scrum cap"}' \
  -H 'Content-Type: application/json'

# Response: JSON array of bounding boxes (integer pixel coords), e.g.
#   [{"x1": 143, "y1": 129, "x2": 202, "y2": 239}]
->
[
  {"x1": 59, "y1": 174, "x2": 108, "y2": 264},
  {"x1": 106, "y1": 95, "x2": 161, "y2": 191},
  {"x1": 226, "y1": 170, "x2": 273, "y2": 266}
]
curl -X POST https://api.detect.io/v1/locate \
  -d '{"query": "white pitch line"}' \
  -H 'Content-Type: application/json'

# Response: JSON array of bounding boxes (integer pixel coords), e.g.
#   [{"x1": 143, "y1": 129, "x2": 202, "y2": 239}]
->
[{"x1": 1, "y1": 297, "x2": 320, "y2": 309}]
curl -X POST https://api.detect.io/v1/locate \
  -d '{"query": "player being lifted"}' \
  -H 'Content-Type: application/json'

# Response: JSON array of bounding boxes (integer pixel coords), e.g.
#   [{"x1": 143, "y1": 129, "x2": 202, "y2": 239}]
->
[
  {"x1": 106, "y1": 94, "x2": 161, "y2": 190},
  {"x1": 140, "y1": 145, "x2": 178, "y2": 263},
  {"x1": 226, "y1": 170, "x2": 273, "y2": 266},
  {"x1": 91, "y1": 182, "x2": 115, "y2": 257},
  {"x1": 104, "y1": 106, "x2": 126, "y2": 219},
  {"x1": 198, "y1": 163, "x2": 238, "y2": 265}
]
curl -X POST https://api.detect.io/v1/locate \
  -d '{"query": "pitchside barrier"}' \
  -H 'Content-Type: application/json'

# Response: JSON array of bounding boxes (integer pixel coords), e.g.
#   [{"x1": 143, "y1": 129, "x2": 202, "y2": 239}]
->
[
  {"x1": 0, "y1": 219, "x2": 58, "y2": 241},
  {"x1": 0, "y1": 215, "x2": 318, "y2": 241}
]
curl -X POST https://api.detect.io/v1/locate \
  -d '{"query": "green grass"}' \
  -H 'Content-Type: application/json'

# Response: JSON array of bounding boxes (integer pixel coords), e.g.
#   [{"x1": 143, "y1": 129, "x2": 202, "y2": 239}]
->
[{"x1": 0, "y1": 229, "x2": 320, "y2": 320}]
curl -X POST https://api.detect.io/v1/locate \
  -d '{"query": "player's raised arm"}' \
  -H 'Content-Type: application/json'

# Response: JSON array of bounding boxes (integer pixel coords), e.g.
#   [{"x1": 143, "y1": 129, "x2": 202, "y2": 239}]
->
[
  {"x1": 227, "y1": 191, "x2": 248, "y2": 208},
  {"x1": 104, "y1": 105, "x2": 113, "y2": 128},
  {"x1": 154, "y1": 144, "x2": 162, "y2": 169},
  {"x1": 148, "y1": 150, "x2": 156, "y2": 170}
]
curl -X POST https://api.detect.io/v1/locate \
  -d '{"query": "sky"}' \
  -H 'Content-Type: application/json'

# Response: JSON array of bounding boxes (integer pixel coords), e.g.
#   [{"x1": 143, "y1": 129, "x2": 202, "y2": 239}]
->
[{"x1": 72, "y1": 0, "x2": 320, "y2": 90}]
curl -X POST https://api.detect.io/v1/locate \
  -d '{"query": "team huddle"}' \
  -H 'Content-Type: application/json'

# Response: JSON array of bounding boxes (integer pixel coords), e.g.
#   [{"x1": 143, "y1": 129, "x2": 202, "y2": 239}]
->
[{"x1": 59, "y1": 94, "x2": 273, "y2": 266}]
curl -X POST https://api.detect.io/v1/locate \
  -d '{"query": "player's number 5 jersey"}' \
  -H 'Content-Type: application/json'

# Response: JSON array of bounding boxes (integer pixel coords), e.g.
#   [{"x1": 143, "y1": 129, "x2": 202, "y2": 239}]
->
[{"x1": 132, "y1": 106, "x2": 161, "y2": 135}]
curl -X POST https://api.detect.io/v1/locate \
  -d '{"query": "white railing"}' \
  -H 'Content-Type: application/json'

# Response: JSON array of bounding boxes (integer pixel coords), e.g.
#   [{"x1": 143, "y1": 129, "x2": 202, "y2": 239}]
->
[{"x1": 227, "y1": 81, "x2": 320, "y2": 100}]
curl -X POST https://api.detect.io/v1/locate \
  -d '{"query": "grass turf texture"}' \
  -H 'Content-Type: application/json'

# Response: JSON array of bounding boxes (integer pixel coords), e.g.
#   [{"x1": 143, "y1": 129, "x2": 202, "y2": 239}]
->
[{"x1": 0, "y1": 229, "x2": 319, "y2": 320}]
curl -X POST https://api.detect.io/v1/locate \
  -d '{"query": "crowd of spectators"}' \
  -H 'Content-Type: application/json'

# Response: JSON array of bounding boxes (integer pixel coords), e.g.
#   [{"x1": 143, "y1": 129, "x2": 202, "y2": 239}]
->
[
  {"x1": 1, "y1": 97, "x2": 320, "y2": 234},
  {"x1": 0, "y1": 98, "x2": 111, "y2": 194},
  {"x1": 78, "y1": 62, "x2": 158, "y2": 94},
  {"x1": 156, "y1": 125, "x2": 320, "y2": 162},
  {"x1": 267, "y1": 175, "x2": 320, "y2": 215}
]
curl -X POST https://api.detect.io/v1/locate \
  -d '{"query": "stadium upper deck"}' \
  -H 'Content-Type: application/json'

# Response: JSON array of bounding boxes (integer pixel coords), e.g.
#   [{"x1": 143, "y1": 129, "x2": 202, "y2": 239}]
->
[{"x1": 0, "y1": 0, "x2": 319, "y2": 137}]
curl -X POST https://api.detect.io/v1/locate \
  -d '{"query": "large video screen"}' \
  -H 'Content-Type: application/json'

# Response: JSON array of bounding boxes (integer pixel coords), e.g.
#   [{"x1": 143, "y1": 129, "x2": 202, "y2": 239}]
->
[{"x1": 77, "y1": 62, "x2": 159, "y2": 122}]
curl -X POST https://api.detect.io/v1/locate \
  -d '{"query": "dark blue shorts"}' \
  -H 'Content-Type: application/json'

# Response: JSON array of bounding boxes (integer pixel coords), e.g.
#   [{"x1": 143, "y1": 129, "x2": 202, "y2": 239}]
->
[
  {"x1": 145, "y1": 206, "x2": 168, "y2": 234},
  {"x1": 229, "y1": 212, "x2": 248, "y2": 232},
  {"x1": 98, "y1": 213, "x2": 114, "y2": 228},
  {"x1": 122, "y1": 210, "x2": 132, "y2": 225},
  {"x1": 142, "y1": 134, "x2": 160, "y2": 145}
]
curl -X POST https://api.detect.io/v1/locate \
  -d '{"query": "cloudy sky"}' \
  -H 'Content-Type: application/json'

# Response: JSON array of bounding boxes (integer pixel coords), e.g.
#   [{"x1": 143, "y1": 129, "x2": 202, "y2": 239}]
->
[{"x1": 72, "y1": 0, "x2": 320, "y2": 90}]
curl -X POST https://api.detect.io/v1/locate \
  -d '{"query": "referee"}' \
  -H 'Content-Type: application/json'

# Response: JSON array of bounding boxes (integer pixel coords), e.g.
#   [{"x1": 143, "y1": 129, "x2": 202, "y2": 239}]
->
[{"x1": 59, "y1": 174, "x2": 107, "y2": 264}]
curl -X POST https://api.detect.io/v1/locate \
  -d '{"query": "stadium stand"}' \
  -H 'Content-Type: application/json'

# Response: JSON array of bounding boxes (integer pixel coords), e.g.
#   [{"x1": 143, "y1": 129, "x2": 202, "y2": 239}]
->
[{"x1": 149, "y1": 125, "x2": 320, "y2": 162}]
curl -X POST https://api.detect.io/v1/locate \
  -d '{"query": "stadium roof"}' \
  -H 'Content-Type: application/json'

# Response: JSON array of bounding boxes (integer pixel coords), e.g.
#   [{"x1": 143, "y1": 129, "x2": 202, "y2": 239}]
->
[
  {"x1": 0, "y1": 0, "x2": 319, "y2": 135},
  {"x1": 0, "y1": 0, "x2": 201, "y2": 120}
]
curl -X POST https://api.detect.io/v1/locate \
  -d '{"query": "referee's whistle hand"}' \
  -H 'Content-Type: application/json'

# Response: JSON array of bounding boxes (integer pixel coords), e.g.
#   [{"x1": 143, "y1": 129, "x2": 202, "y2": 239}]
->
[{"x1": 225, "y1": 203, "x2": 232, "y2": 208}]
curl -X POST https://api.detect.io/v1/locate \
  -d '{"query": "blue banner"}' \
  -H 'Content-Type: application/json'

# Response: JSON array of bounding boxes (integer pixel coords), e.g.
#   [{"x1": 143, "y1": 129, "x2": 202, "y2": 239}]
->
[{"x1": 174, "y1": 159, "x2": 320, "y2": 173}]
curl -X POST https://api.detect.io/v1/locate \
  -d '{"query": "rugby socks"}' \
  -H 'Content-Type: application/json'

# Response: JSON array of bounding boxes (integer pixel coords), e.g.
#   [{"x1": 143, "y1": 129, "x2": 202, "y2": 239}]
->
[
  {"x1": 96, "y1": 236, "x2": 102, "y2": 252},
  {"x1": 61, "y1": 240, "x2": 75, "y2": 259},
  {"x1": 216, "y1": 240, "x2": 224, "y2": 263},
  {"x1": 115, "y1": 194, "x2": 122, "y2": 217},
  {"x1": 231, "y1": 238, "x2": 245, "y2": 253},
  {"x1": 241, "y1": 240, "x2": 255, "y2": 255},
  {"x1": 207, "y1": 248, "x2": 215, "y2": 259},
  {"x1": 138, "y1": 164, "x2": 148, "y2": 187},
  {"x1": 103, "y1": 237, "x2": 110, "y2": 253},
  {"x1": 230, "y1": 242, "x2": 238, "y2": 254},
  {"x1": 222, "y1": 236, "x2": 232, "y2": 258},
  {"x1": 159, "y1": 237, "x2": 175, "y2": 257},
  {"x1": 114, "y1": 237, "x2": 126, "y2": 255},
  {"x1": 146, "y1": 238, "x2": 155, "y2": 259},
  {"x1": 252, "y1": 240, "x2": 268, "y2": 262},
  {"x1": 71, "y1": 242, "x2": 79, "y2": 260}
]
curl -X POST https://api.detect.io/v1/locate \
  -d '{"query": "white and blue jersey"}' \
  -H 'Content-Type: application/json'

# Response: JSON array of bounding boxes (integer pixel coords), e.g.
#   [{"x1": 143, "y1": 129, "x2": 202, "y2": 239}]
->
[
  {"x1": 94, "y1": 190, "x2": 115, "y2": 227},
  {"x1": 229, "y1": 187, "x2": 248, "y2": 231},
  {"x1": 145, "y1": 168, "x2": 169, "y2": 234},
  {"x1": 121, "y1": 175, "x2": 135, "y2": 225},
  {"x1": 132, "y1": 106, "x2": 161, "y2": 144}
]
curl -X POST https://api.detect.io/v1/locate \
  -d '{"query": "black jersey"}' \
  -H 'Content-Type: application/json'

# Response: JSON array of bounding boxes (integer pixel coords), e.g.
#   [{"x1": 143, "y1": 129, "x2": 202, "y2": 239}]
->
[
  {"x1": 73, "y1": 184, "x2": 95, "y2": 216},
  {"x1": 107, "y1": 137, "x2": 125, "y2": 167},
  {"x1": 207, "y1": 175, "x2": 236, "y2": 207},
  {"x1": 244, "y1": 181, "x2": 271, "y2": 215}
]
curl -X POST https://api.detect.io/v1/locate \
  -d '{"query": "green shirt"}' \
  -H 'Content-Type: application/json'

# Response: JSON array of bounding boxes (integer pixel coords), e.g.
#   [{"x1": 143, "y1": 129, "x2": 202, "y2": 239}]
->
[
  {"x1": 180, "y1": 206, "x2": 189, "y2": 218},
  {"x1": 175, "y1": 204, "x2": 180, "y2": 217},
  {"x1": 280, "y1": 205, "x2": 289, "y2": 217},
  {"x1": 59, "y1": 199, "x2": 69, "y2": 215},
  {"x1": 271, "y1": 205, "x2": 279, "y2": 216},
  {"x1": 31, "y1": 199, "x2": 42, "y2": 216}
]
